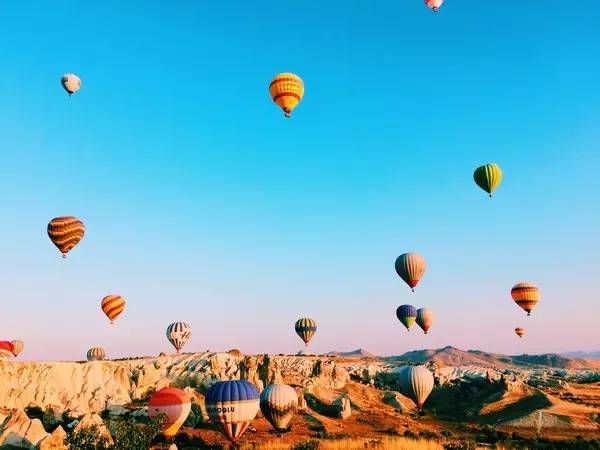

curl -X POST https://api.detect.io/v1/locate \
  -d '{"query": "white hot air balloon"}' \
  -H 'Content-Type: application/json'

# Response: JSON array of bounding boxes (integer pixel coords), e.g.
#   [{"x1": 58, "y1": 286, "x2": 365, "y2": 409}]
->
[
  {"x1": 425, "y1": 0, "x2": 443, "y2": 12},
  {"x1": 260, "y1": 384, "x2": 299, "y2": 431},
  {"x1": 166, "y1": 322, "x2": 191, "y2": 353},
  {"x1": 398, "y1": 365, "x2": 434, "y2": 411}
]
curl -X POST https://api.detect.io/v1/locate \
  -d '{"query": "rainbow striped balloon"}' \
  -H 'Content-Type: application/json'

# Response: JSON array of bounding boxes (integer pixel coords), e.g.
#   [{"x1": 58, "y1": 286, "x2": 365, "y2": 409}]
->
[
  {"x1": 101, "y1": 295, "x2": 126, "y2": 324},
  {"x1": 149, "y1": 387, "x2": 191, "y2": 439},
  {"x1": 294, "y1": 318, "x2": 317, "y2": 346},
  {"x1": 205, "y1": 380, "x2": 260, "y2": 443},
  {"x1": 47, "y1": 216, "x2": 85, "y2": 258},
  {"x1": 269, "y1": 73, "x2": 304, "y2": 118}
]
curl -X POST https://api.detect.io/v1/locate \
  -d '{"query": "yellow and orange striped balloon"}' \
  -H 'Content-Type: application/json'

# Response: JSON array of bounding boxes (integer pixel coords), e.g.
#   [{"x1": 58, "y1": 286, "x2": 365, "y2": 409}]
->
[
  {"x1": 47, "y1": 216, "x2": 85, "y2": 258},
  {"x1": 269, "y1": 73, "x2": 304, "y2": 118},
  {"x1": 101, "y1": 295, "x2": 126, "y2": 324},
  {"x1": 511, "y1": 282, "x2": 539, "y2": 316}
]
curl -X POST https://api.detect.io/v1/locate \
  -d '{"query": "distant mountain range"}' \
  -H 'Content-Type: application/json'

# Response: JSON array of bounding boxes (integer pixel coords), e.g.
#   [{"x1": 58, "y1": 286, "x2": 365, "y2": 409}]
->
[
  {"x1": 325, "y1": 349, "x2": 377, "y2": 358},
  {"x1": 562, "y1": 351, "x2": 600, "y2": 359},
  {"x1": 388, "y1": 346, "x2": 600, "y2": 369}
]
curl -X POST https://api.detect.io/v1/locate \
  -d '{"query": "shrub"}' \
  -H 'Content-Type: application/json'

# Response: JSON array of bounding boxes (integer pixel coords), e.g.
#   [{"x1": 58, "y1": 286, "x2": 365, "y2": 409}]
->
[
  {"x1": 65, "y1": 424, "x2": 111, "y2": 450},
  {"x1": 112, "y1": 414, "x2": 165, "y2": 450},
  {"x1": 419, "y1": 430, "x2": 438, "y2": 439},
  {"x1": 443, "y1": 442, "x2": 477, "y2": 450},
  {"x1": 293, "y1": 440, "x2": 320, "y2": 450}
]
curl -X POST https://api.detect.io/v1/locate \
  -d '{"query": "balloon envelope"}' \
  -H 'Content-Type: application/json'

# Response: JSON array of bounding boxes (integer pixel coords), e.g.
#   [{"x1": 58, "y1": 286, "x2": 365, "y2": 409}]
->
[
  {"x1": 395, "y1": 253, "x2": 426, "y2": 291},
  {"x1": 205, "y1": 380, "x2": 260, "y2": 443},
  {"x1": 269, "y1": 73, "x2": 304, "y2": 117},
  {"x1": 148, "y1": 388, "x2": 191, "y2": 439},
  {"x1": 166, "y1": 322, "x2": 191, "y2": 353},
  {"x1": 101, "y1": 295, "x2": 126, "y2": 324},
  {"x1": 511, "y1": 282, "x2": 539, "y2": 315},
  {"x1": 396, "y1": 305, "x2": 417, "y2": 331},
  {"x1": 295, "y1": 318, "x2": 317, "y2": 345},
  {"x1": 87, "y1": 347, "x2": 106, "y2": 361},
  {"x1": 260, "y1": 384, "x2": 298, "y2": 431},
  {"x1": 425, "y1": 0, "x2": 443, "y2": 11},
  {"x1": 515, "y1": 327, "x2": 525, "y2": 338},
  {"x1": 398, "y1": 365, "x2": 434, "y2": 410},
  {"x1": 473, "y1": 163, "x2": 503, "y2": 197},
  {"x1": 10, "y1": 340, "x2": 24, "y2": 357},
  {"x1": 47, "y1": 216, "x2": 85, "y2": 257},
  {"x1": 61, "y1": 73, "x2": 81, "y2": 95},
  {"x1": 0, "y1": 341, "x2": 14, "y2": 359},
  {"x1": 416, "y1": 308, "x2": 433, "y2": 334}
]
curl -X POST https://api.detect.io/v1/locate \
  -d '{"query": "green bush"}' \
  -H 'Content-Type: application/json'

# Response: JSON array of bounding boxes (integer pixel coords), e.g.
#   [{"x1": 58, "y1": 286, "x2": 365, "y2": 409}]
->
[
  {"x1": 65, "y1": 424, "x2": 111, "y2": 450},
  {"x1": 112, "y1": 415, "x2": 165, "y2": 450},
  {"x1": 293, "y1": 440, "x2": 320, "y2": 450},
  {"x1": 443, "y1": 442, "x2": 476, "y2": 450}
]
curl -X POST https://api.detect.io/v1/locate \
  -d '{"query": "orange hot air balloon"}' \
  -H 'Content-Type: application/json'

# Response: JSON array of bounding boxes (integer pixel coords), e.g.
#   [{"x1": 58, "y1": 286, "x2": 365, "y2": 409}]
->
[
  {"x1": 269, "y1": 73, "x2": 304, "y2": 117},
  {"x1": 101, "y1": 295, "x2": 126, "y2": 324},
  {"x1": 515, "y1": 327, "x2": 525, "y2": 338},
  {"x1": 47, "y1": 216, "x2": 85, "y2": 258},
  {"x1": 511, "y1": 282, "x2": 539, "y2": 316},
  {"x1": 148, "y1": 388, "x2": 191, "y2": 440}
]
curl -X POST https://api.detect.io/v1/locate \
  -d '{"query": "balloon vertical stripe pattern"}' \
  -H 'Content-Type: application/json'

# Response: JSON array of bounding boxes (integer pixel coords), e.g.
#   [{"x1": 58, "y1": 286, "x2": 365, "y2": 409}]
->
[
  {"x1": 260, "y1": 384, "x2": 298, "y2": 431},
  {"x1": 398, "y1": 365, "x2": 434, "y2": 410},
  {"x1": 47, "y1": 216, "x2": 85, "y2": 257},
  {"x1": 294, "y1": 318, "x2": 317, "y2": 345},
  {"x1": 101, "y1": 295, "x2": 126, "y2": 323},
  {"x1": 395, "y1": 253, "x2": 426, "y2": 291},
  {"x1": 149, "y1": 388, "x2": 191, "y2": 439},
  {"x1": 511, "y1": 282, "x2": 540, "y2": 316},
  {"x1": 416, "y1": 308, "x2": 433, "y2": 334},
  {"x1": 269, "y1": 73, "x2": 304, "y2": 117},
  {"x1": 205, "y1": 380, "x2": 260, "y2": 443},
  {"x1": 87, "y1": 347, "x2": 106, "y2": 361},
  {"x1": 473, "y1": 163, "x2": 503, "y2": 197},
  {"x1": 166, "y1": 322, "x2": 192, "y2": 353},
  {"x1": 10, "y1": 340, "x2": 24, "y2": 357}
]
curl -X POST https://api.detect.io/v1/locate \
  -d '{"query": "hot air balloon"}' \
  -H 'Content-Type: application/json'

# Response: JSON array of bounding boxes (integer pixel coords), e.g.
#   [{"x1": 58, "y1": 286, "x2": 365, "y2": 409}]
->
[
  {"x1": 473, "y1": 163, "x2": 503, "y2": 198},
  {"x1": 101, "y1": 295, "x2": 126, "y2": 324},
  {"x1": 511, "y1": 282, "x2": 539, "y2": 316},
  {"x1": 260, "y1": 384, "x2": 298, "y2": 432},
  {"x1": 0, "y1": 341, "x2": 14, "y2": 359},
  {"x1": 396, "y1": 305, "x2": 417, "y2": 331},
  {"x1": 10, "y1": 340, "x2": 24, "y2": 357},
  {"x1": 294, "y1": 318, "x2": 317, "y2": 346},
  {"x1": 397, "y1": 365, "x2": 434, "y2": 411},
  {"x1": 61, "y1": 73, "x2": 81, "y2": 96},
  {"x1": 148, "y1": 387, "x2": 191, "y2": 440},
  {"x1": 166, "y1": 322, "x2": 191, "y2": 353},
  {"x1": 416, "y1": 308, "x2": 433, "y2": 334},
  {"x1": 425, "y1": 0, "x2": 443, "y2": 12},
  {"x1": 395, "y1": 253, "x2": 426, "y2": 292},
  {"x1": 515, "y1": 327, "x2": 525, "y2": 338},
  {"x1": 47, "y1": 216, "x2": 85, "y2": 258},
  {"x1": 87, "y1": 347, "x2": 106, "y2": 361},
  {"x1": 269, "y1": 73, "x2": 304, "y2": 118},
  {"x1": 205, "y1": 380, "x2": 260, "y2": 443}
]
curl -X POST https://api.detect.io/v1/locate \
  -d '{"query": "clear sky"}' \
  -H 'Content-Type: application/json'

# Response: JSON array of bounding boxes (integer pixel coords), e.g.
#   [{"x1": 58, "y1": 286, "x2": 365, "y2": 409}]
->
[{"x1": 1, "y1": 1, "x2": 599, "y2": 361}]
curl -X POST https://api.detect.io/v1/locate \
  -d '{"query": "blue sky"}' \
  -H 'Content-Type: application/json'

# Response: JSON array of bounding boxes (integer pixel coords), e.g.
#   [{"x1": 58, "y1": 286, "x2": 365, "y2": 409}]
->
[{"x1": 1, "y1": 1, "x2": 599, "y2": 360}]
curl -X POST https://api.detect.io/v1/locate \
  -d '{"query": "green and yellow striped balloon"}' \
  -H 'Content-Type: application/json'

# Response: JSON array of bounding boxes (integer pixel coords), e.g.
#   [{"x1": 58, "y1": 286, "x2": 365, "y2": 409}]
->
[
  {"x1": 473, "y1": 163, "x2": 503, "y2": 197},
  {"x1": 295, "y1": 318, "x2": 317, "y2": 346}
]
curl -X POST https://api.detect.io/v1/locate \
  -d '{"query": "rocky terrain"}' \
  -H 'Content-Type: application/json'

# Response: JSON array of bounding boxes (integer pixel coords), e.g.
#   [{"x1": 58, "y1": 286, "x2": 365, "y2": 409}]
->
[{"x1": 0, "y1": 347, "x2": 599, "y2": 449}]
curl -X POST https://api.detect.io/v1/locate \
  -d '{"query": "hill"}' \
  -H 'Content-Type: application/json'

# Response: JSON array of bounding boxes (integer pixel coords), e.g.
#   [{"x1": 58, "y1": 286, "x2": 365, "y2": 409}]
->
[{"x1": 325, "y1": 348, "x2": 376, "y2": 358}]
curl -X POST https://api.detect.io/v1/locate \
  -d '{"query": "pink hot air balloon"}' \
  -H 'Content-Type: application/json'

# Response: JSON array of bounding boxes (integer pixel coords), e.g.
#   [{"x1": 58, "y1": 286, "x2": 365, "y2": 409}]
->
[
  {"x1": 148, "y1": 388, "x2": 191, "y2": 439},
  {"x1": 425, "y1": 0, "x2": 443, "y2": 12}
]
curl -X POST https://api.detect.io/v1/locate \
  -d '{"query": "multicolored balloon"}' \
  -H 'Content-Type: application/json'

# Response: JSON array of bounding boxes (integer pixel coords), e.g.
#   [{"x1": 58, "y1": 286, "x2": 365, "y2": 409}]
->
[
  {"x1": 148, "y1": 387, "x2": 191, "y2": 440},
  {"x1": 0, "y1": 341, "x2": 14, "y2": 359},
  {"x1": 515, "y1": 327, "x2": 525, "y2": 338},
  {"x1": 395, "y1": 253, "x2": 426, "y2": 292},
  {"x1": 166, "y1": 322, "x2": 192, "y2": 353},
  {"x1": 295, "y1": 318, "x2": 317, "y2": 346},
  {"x1": 397, "y1": 365, "x2": 434, "y2": 411},
  {"x1": 269, "y1": 73, "x2": 304, "y2": 118},
  {"x1": 205, "y1": 380, "x2": 260, "y2": 443},
  {"x1": 396, "y1": 305, "x2": 417, "y2": 331},
  {"x1": 87, "y1": 347, "x2": 106, "y2": 361},
  {"x1": 424, "y1": 0, "x2": 443, "y2": 12},
  {"x1": 260, "y1": 384, "x2": 298, "y2": 432},
  {"x1": 101, "y1": 295, "x2": 126, "y2": 324},
  {"x1": 416, "y1": 308, "x2": 433, "y2": 334},
  {"x1": 47, "y1": 216, "x2": 85, "y2": 258},
  {"x1": 61, "y1": 73, "x2": 81, "y2": 96},
  {"x1": 473, "y1": 163, "x2": 503, "y2": 198},
  {"x1": 10, "y1": 340, "x2": 24, "y2": 357},
  {"x1": 511, "y1": 282, "x2": 539, "y2": 316}
]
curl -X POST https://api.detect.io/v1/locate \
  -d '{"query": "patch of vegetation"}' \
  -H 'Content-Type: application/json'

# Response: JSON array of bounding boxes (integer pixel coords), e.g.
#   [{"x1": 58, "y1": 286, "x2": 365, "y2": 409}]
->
[
  {"x1": 443, "y1": 442, "x2": 477, "y2": 450},
  {"x1": 403, "y1": 430, "x2": 416, "y2": 438},
  {"x1": 419, "y1": 430, "x2": 438, "y2": 439},
  {"x1": 66, "y1": 424, "x2": 111, "y2": 450},
  {"x1": 293, "y1": 440, "x2": 321, "y2": 450}
]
